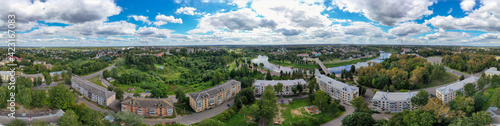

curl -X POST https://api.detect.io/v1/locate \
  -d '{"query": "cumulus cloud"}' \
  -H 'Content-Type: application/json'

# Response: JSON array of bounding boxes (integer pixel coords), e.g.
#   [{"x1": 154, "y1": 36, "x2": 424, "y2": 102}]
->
[
  {"x1": 460, "y1": 0, "x2": 475, "y2": 11},
  {"x1": 128, "y1": 15, "x2": 151, "y2": 25},
  {"x1": 175, "y1": 7, "x2": 198, "y2": 15},
  {"x1": 426, "y1": 0, "x2": 500, "y2": 32},
  {"x1": 419, "y1": 31, "x2": 470, "y2": 41},
  {"x1": 136, "y1": 27, "x2": 174, "y2": 38},
  {"x1": 188, "y1": 8, "x2": 276, "y2": 34},
  {"x1": 332, "y1": 0, "x2": 433, "y2": 26},
  {"x1": 389, "y1": 22, "x2": 431, "y2": 37},
  {"x1": 153, "y1": 14, "x2": 183, "y2": 26},
  {"x1": 341, "y1": 22, "x2": 387, "y2": 37}
]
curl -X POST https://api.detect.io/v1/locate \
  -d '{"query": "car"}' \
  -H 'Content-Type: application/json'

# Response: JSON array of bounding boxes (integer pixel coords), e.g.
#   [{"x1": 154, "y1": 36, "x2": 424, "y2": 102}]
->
[{"x1": 227, "y1": 104, "x2": 231, "y2": 107}]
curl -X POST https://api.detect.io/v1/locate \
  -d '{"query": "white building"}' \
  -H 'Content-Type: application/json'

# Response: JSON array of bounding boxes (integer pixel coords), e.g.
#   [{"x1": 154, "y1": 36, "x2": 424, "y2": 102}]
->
[
  {"x1": 253, "y1": 79, "x2": 307, "y2": 95},
  {"x1": 485, "y1": 67, "x2": 500, "y2": 77},
  {"x1": 316, "y1": 75, "x2": 359, "y2": 104},
  {"x1": 71, "y1": 77, "x2": 116, "y2": 106},
  {"x1": 372, "y1": 91, "x2": 417, "y2": 113},
  {"x1": 0, "y1": 71, "x2": 14, "y2": 82},
  {"x1": 436, "y1": 76, "x2": 479, "y2": 104}
]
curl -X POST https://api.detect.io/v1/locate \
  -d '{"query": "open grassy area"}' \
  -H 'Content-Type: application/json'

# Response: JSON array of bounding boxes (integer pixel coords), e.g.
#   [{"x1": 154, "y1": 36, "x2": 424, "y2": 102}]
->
[
  {"x1": 87, "y1": 75, "x2": 106, "y2": 88},
  {"x1": 158, "y1": 65, "x2": 187, "y2": 81},
  {"x1": 280, "y1": 98, "x2": 344, "y2": 126},
  {"x1": 481, "y1": 86, "x2": 496, "y2": 111},
  {"x1": 323, "y1": 56, "x2": 377, "y2": 68},
  {"x1": 423, "y1": 72, "x2": 458, "y2": 88}
]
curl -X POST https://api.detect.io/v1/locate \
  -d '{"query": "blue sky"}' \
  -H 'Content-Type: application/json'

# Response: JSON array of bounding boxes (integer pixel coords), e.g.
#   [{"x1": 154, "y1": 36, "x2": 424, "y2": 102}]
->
[{"x1": 1, "y1": 0, "x2": 500, "y2": 46}]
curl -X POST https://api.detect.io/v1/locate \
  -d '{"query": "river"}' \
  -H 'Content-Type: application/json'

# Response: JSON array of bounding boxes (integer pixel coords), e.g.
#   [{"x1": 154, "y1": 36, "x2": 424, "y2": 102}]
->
[{"x1": 251, "y1": 51, "x2": 392, "y2": 75}]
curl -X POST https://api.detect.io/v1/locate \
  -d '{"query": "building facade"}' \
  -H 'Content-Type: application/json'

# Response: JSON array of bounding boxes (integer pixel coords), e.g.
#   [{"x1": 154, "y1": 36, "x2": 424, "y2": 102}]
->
[
  {"x1": 485, "y1": 67, "x2": 500, "y2": 77},
  {"x1": 253, "y1": 79, "x2": 307, "y2": 95},
  {"x1": 436, "y1": 76, "x2": 479, "y2": 104},
  {"x1": 188, "y1": 80, "x2": 241, "y2": 112},
  {"x1": 316, "y1": 75, "x2": 359, "y2": 104},
  {"x1": 121, "y1": 97, "x2": 174, "y2": 117},
  {"x1": 0, "y1": 71, "x2": 14, "y2": 82},
  {"x1": 71, "y1": 77, "x2": 116, "y2": 106},
  {"x1": 372, "y1": 91, "x2": 417, "y2": 113},
  {"x1": 19, "y1": 73, "x2": 45, "y2": 82}
]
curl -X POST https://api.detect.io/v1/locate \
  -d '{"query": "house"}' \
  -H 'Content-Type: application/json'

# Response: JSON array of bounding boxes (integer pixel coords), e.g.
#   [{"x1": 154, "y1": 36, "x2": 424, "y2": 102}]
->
[
  {"x1": 45, "y1": 64, "x2": 53, "y2": 69},
  {"x1": 0, "y1": 71, "x2": 14, "y2": 82},
  {"x1": 312, "y1": 51, "x2": 322, "y2": 56},
  {"x1": 188, "y1": 80, "x2": 241, "y2": 112},
  {"x1": 128, "y1": 87, "x2": 135, "y2": 91},
  {"x1": 121, "y1": 97, "x2": 174, "y2": 117},
  {"x1": 372, "y1": 91, "x2": 417, "y2": 113},
  {"x1": 297, "y1": 53, "x2": 309, "y2": 57},
  {"x1": 253, "y1": 79, "x2": 307, "y2": 95},
  {"x1": 33, "y1": 60, "x2": 46, "y2": 65},
  {"x1": 9, "y1": 56, "x2": 23, "y2": 61},
  {"x1": 485, "y1": 67, "x2": 500, "y2": 77},
  {"x1": 436, "y1": 76, "x2": 479, "y2": 104},
  {"x1": 49, "y1": 70, "x2": 66, "y2": 79},
  {"x1": 71, "y1": 77, "x2": 116, "y2": 106},
  {"x1": 106, "y1": 77, "x2": 115, "y2": 82},
  {"x1": 316, "y1": 75, "x2": 359, "y2": 104}
]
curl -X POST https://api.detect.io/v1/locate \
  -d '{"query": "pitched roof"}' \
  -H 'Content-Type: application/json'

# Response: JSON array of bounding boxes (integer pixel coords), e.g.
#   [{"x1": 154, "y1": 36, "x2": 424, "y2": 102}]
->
[
  {"x1": 316, "y1": 75, "x2": 358, "y2": 94},
  {"x1": 121, "y1": 97, "x2": 173, "y2": 108},
  {"x1": 72, "y1": 76, "x2": 115, "y2": 99},
  {"x1": 372, "y1": 91, "x2": 417, "y2": 102},
  {"x1": 253, "y1": 79, "x2": 306, "y2": 86},
  {"x1": 436, "y1": 76, "x2": 479, "y2": 95},
  {"x1": 188, "y1": 80, "x2": 240, "y2": 101},
  {"x1": 486, "y1": 67, "x2": 500, "y2": 75}
]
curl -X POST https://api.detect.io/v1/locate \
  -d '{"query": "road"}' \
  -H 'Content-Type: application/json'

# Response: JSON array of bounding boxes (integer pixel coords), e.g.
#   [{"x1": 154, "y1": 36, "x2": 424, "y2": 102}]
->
[{"x1": 80, "y1": 63, "x2": 116, "y2": 80}]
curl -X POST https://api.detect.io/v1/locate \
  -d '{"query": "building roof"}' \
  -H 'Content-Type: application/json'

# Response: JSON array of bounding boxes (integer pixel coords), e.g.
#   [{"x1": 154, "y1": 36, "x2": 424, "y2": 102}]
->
[
  {"x1": 121, "y1": 97, "x2": 173, "y2": 109},
  {"x1": 253, "y1": 79, "x2": 306, "y2": 87},
  {"x1": 372, "y1": 91, "x2": 417, "y2": 102},
  {"x1": 316, "y1": 75, "x2": 358, "y2": 94},
  {"x1": 49, "y1": 70, "x2": 66, "y2": 75},
  {"x1": 72, "y1": 76, "x2": 115, "y2": 99},
  {"x1": 188, "y1": 80, "x2": 240, "y2": 101},
  {"x1": 436, "y1": 76, "x2": 479, "y2": 95},
  {"x1": 20, "y1": 73, "x2": 44, "y2": 78},
  {"x1": 486, "y1": 67, "x2": 500, "y2": 75},
  {"x1": 0, "y1": 71, "x2": 14, "y2": 75}
]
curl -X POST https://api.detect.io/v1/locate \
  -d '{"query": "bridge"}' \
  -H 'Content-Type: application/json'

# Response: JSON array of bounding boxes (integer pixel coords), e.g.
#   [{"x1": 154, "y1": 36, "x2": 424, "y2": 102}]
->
[{"x1": 314, "y1": 58, "x2": 330, "y2": 75}]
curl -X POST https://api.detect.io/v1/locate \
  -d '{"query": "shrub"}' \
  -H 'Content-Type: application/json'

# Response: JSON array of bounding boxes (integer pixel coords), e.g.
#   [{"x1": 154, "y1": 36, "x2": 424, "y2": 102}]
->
[{"x1": 399, "y1": 89, "x2": 408, "y2": 92}]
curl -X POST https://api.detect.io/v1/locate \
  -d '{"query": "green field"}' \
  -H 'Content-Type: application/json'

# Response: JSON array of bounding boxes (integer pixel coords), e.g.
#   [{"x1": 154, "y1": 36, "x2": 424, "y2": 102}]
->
[
  {"x1": 481, "y1": 86, "x2": 496, "y2": 111},
  {"x1": 422, "y1": 72, "x2": 458, "y2": 88},
  {"x1": 87, "y1": 75, "x2": 106, "y2": 88}
]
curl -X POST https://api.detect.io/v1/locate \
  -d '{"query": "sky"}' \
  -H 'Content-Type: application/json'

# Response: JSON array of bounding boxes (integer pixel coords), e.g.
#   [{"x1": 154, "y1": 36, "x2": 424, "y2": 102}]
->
[{"x1": 1, "y1": 0, "x2": 500, "y2": 47}]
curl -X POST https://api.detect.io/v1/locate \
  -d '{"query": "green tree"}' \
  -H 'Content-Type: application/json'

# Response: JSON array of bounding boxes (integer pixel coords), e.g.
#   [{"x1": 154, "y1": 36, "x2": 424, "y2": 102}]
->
[
  {"x1": 198, "y1": 119, "x2": 225, "y2": 126},
  {"x1": 79, "y1": 107, "x2": 106, "y2": 125},
  {"x1": 7, "y1": 119, "x2": 27, "y2": 126},
  {"x1": 308, "y1": 79, "x2": 317, "y2": 94},
  {"x1": 58, "y1": 110, "x2": 80, "y2": 126},
  {"x1": 297, "y1": 84, "x2": 303, "y2": 95},
  {"x1": 45, "y1": 75, "x2": 52, "y2": 86},
  {"x1": 463, "y1": 83, "x2": 475, "y2": 96},
  {"x1": 266, "y1": 70, "x2": 272, "y2": 80},
  {"x1": 49, "y1": 84, "x2": 76, "y2": 109},
  {"x1": 350, "y1": 97, "x2": 370, "y2": 113},
  {"x1": 114, "y1": 87, "x2": 125, "y2": 100},
  {"x1": 313, "y1": 90, "x2": 331, "y2": 111},
  {"x1": 32, "y1": 120, "x2": 49, "y2": 126},
  {"x1": 274, "y1": 82, "x2": 284, "y2": 97},
  {"x1": 255, "y1": 85, "x2": 278, "y2": 124},
  {"x1": 358, "y1": 85, "x2": 367, "y2": 96},
  {"x1": 103, "y1": 70, "x2": 110, "y2": 79},
  {"x1": 111, "y1": 67, "x2": 118, "y2": 78},
  {"x1": 350, "y1": 65, "x2": 356, "y2": 74},
  {"x1": 459, "y1": 75, "x2": 465, "y2": 81},
  {"x1": 341, "y1": 112, "x2": 375, "y2": 126},
  {"x1": 31, "y1": 90, "x2": 48, "y2": 107},
  {"x1": 175, "y1": 88, "x2": 187, "y2": 103},
  {"x1": 411, "y1": 90, "x2": 429, "y2": 106},
  {"x1": 18, "y1": 88, "x2": 31, "y2": 108},
  {"x1": 0, "y1": 86, "x2": 8, "y2": 108},
  {"x1": 450, "y1": 95, "x2": 475, "y2": 115},
  {"x1": 114, "y1": 111, "x2": 144, "y2": 126},
  {"x1": 492, "y1": 88, "x2": 500, "y2": 108}
]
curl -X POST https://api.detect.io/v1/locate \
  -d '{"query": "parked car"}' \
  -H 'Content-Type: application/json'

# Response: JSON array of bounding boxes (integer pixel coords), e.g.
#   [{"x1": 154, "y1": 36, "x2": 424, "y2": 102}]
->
[{"x1": 227, "y1": 104, "x2": 231, "y2": 107}]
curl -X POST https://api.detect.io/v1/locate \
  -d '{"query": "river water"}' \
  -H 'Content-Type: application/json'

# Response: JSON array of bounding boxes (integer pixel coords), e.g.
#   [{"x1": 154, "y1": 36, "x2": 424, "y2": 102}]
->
[{"x1": 251, "y1": 51, "x2": 392, "y2": 75}]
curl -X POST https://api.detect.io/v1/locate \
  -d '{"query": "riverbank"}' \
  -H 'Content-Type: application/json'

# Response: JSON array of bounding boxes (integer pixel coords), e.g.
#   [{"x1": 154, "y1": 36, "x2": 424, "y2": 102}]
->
[{"x1": 268, "y1": 56, "x2": 378, "y2": 69}]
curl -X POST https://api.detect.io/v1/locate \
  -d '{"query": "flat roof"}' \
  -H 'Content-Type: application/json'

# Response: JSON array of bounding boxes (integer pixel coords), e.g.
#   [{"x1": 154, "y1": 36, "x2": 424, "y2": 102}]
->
[
  {"x1": 436, "y1": 76, "x2": 478, "y2": 95},
  {"x1": 316, "y1": 74, "x2": 358, "y2": 94},
  {"x1": 486, "y1": 67, "x2": 500, "y2": 75},
  {"x1": 372, "y1": 91, "x2": 417, "y2": 102},
  {"x1": 253, "y1": 79, "x2": 306, "y2": 87}
]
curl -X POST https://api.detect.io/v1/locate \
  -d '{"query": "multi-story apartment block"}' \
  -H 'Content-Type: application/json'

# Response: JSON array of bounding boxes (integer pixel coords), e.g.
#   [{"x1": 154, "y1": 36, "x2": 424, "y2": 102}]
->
[
  {"x1": 316, "y1": 75, "x2": 359, "y2": 104},
  {"x1": 72, "y1": 77, "x2": 116, "y2": 106},
  {"x1": 121, "y1": 97, "x2": 174, "y2": 117},
  {"x1": 485, "y1": 67, "x2": 500, "y2": 76},
  {"x1": 0, "y1": 71, "x2": 14, "y2": 82},
  {"x1": 253, "y1": 79, "x2": 307, "y2": 95},
  {"x1": 188, "y1": 80, "x2": 241, "y2": 112},
  {"x1": 436, "y1": 76, "x2": 479, "y2": 104},
  {"x1": 372, "y1": 91, "x2": 417, "y2": 113}
]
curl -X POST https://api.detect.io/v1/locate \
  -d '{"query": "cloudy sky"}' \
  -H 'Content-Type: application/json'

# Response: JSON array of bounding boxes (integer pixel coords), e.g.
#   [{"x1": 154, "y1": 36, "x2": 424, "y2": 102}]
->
[{"x1": 1, "y1": 0, "x2": 500, "y2": 46}]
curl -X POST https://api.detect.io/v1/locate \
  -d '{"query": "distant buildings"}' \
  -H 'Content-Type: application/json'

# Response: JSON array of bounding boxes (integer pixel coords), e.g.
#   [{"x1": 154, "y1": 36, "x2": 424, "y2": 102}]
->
[
  {"x1": 312, "y1": 51, "x2": 321, "y2": 56},
  {"x1": 0, "y1": 71, "x2": 14, "y2": 82},
  {"x1": 72, "y1": 77, "x2": 116, "y2": 106},
  {"x1": 19, "y1": 73, "x2": 45, "y2": 82},
  {"x1": 372, "y1": 91, "x2": 417, "y2": 113},
  {"x1": 121, "y1": 97, "x2": 174, "y2": 117},
  {"x1": 297, "y1": 53, "x2": 309, "y2": 57},
  {"x1": 253, "y1": 79, "x2": 307, "y2": 95},
  {"x1": 316, "y1": 75, "x2": 359, "y2": 104},
  {"x1": 485, "y1": 67, "x2": 500, "y2": 76},
  {"x1": 188, "y1": 80, "x2": 241, "y2": 112},
  {"x1": 436, "y1": 76, "x2": 479, "y2": 104},
  {"x1": 33, "y1": 60, "x2": 46, "y2": 65}
]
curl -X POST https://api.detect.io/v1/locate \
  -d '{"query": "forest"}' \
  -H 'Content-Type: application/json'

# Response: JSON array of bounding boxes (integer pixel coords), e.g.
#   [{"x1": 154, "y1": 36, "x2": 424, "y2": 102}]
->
[{"x1": 442, "y1": 53, "x2": 498, "y2": 73}]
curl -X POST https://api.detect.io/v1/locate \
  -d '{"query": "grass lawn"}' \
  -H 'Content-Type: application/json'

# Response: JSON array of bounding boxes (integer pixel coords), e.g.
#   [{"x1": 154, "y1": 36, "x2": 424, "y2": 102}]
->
[
  {"x1": 158, "y1": 66, "x2": 187, "y2": 81},
  {"x1": 87, "y1": 75, "x2": 106, "y2": 88},
  {"x1": 423, "y1": 72, "x2": 458, "y2": 88},
  {"x1": 323, "y1": 56, "x2": 377, "y2": 68},
  {"x1": 280, "y1": 98, "x2": 344, "y2": 126},
  {"x1": 345, "y1": 80, "x2": 356, "y2": 85},
  {"x1": 481, "y1": 86, "x2": 496, "y2": 111}
]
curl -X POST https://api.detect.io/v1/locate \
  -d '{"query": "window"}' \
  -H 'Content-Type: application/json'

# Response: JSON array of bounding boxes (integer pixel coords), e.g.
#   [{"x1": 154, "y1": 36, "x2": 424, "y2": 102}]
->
[
  {"x1": 137, "y1": 108, "x2": 143, "y2": 115},
  {"x1": 121, "y1": 105, "x2": 127, "y2": 111},
  {"x1": 150, "y1": 108, "x2": 155, "y2": 115},
  {"x1": 167, "y1": 108, "x2": 173, "y2": 115},
  {"x1": 218, "y1": 95, "x2": 222, "y2": 104},
  {"x1": 210, "y1": 97, "x2": 215, "y2": 105},
  {"x1": 197, "y1": 101, "x2": 201, "y2": 109}
]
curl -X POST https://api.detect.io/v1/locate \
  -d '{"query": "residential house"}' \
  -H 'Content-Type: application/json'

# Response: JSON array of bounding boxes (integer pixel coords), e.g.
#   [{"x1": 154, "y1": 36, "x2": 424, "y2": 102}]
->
[
  {"x1": 485, "y1": 67, "x2": 500, "y2": 77},
  {"x1": 253, "y1": 79, "x2": 307, "y2": 96},
  {"x1": 436, "y1": 76, "x2": 479, "y2": 104},
  {"x1": 121, "y1": 97, "x2": 174, "y2": 117},
  {"x1": 71, "y1": 77, "x2": 116, "y2": 106},
  {"x1": 372, "y1": 91, "x2": 417, "y2": 113},
  {"x1": 188, "y1": 80, "x2": 241, "y2": 112},
  {"x1": 316, "y1": 75, "x2": 359, "y2": 104}
]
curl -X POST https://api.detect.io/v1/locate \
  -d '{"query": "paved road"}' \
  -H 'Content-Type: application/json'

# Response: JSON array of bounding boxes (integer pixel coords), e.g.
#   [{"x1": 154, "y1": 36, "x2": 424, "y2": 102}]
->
[
  {"x1": 80, "y1": 63, "x2": 116, "y2": 80},
  {"x1": 321, "y1": 103, "x2": 354, "y2": 126},
  {"x1": 143, "y1": 99, "x2": 234, "y2": 125}
]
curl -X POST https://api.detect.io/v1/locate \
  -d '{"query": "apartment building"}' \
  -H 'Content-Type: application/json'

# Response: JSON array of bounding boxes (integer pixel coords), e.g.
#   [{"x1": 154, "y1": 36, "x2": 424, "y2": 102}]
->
[
  {"x1": 188, "y1": 80, "x2": 241, "y2": 112},
  {"x1": 372, "y1": 91, "x2": 417, "y2": 113},
  {"x1": 485, "y1": 67, "x2": 500, "y2": 76},
  {"x1": 121, "y1": 97, "x2": 174, "y2": 117},
  {"x1": 436, "y1": 76, "x2": 479, "y2": 104},
  {"x1": 253, "y1": 79, "x2": 307, "y2": 95},
  {"x1": 316, "y1": 75, "x2": 359, "y2": 104},
  {"x1": 71, "y1": 77, "x2": 116, "y2": 106},
  {"x1": 0, "y1": 71, "x2": 14, "y2": 82}
]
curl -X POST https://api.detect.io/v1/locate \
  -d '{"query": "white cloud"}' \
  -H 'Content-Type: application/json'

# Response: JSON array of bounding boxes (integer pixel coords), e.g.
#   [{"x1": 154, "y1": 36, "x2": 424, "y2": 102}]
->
[
  {"x1": 332, "y1": 0, "x2": 433, "y2": 26},
  {"x1": 426, "y1": 0, "x2": 500, "y2": 32},
  {"x1": 448, "y1": 8, "x2": 453, "y2": 14},
  {"x1": 188, "y1": 8, "x2": 276, "y2": 34},
  {"x1": 419, "y1": 31, "x2": 470, "y2": 41},
  {"x1": 153, "y1": 14, "x2": 183, "y2": 26},
  {"x1": 389, "y1": 22, "x2": 431, "y2": 37},
  {"x1": 175, "y1": 7, "x2": 198, "y2": 15},
  {"x1": 128, "y1": 15, "x2": 151, "y2": 25},
  {"x1": 460, "y1": 0, "x2": 475, "y2": 11},
  {"x1": 231, "y1": 0, "x2": 250, "y2": 8},
  {"x1": 251, "y1": 1, "x2": 330, "y2": 29},
  {"x1": 136, "y1": 27, "x2": 174, "y2": 38}
]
